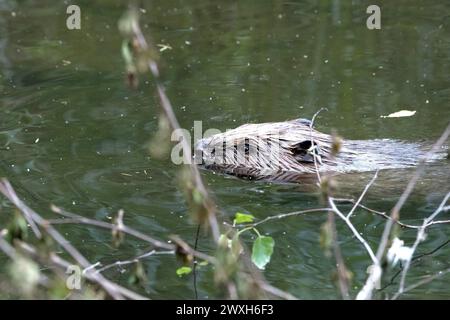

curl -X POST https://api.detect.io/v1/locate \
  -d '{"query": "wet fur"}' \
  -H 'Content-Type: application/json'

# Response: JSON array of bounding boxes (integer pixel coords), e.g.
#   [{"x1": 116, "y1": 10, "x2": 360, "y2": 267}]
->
[{"x1": 195, "y1": 119, "x2": 444, "y2": 183}]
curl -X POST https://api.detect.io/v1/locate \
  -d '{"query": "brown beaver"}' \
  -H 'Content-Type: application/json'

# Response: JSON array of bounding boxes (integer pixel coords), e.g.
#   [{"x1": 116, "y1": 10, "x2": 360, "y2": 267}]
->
[{"x1": 194, "y1": 118, "x2": 445, "y2": 183}]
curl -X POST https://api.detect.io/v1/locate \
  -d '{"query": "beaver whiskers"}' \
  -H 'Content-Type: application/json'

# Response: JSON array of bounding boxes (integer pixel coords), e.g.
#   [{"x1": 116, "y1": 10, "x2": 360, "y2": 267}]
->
[{"x1": 194, "y1": 118, "x2": 445, "y2": 182}]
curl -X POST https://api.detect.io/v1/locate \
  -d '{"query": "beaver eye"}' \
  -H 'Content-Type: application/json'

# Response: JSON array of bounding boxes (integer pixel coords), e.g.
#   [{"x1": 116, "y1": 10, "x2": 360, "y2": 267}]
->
[
  {"x1": 297, "y1": 140, "x2": 313, "y2": 150},
  {"x1": 211, "y1": 148, "x2": 215, "y2": 156}
]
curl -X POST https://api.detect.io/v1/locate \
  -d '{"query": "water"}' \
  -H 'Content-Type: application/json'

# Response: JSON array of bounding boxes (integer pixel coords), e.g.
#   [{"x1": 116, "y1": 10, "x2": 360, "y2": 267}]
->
[{"x1": 0, "y1": 0, "x2": 449, "y2": 299}]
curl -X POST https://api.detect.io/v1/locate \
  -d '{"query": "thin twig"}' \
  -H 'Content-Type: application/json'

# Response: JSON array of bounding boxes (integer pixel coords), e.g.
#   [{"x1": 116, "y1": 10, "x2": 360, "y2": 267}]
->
[
  {"x1": 0, "y1": 179, "x2": 133, "y2": 299},
  {"x1": 309, "y1": 107, "x2": 327, "y2": 184},
  {"x1": 396, "y1": 192, "x2": 450, "y2": 296},
  {"x1": 333, "y1": 198, "x2": 450, "y2": 229},
  {"x1": 328, "y1": 198, "x2": 378, "y2": 264},
  {"x1": 346, "y1": 170, "x2": 379, "y2": 219},
  {"x1": 0, "y1": 181, "x2": 41, "y2": 238},
  {"x1": 193, "y1": 223, "x2": 201, "y2": 299},
  {"x1": 308, "y1": 107, "x2": 353, "y2": 299},
  {"x1": 246, "y1": 208, "x2": 331, "y2": 228},
  {"x1": 392, "y1": 266, "x2": 450, "y2": 300},
  {"x1": 95, "y1": 250, "x2": 174, "y2": 274},
  {"x1": 327, "y1": 211, "x2": 350, "y2": 299},
  {"x1": 378, "y1": 240, "x2": 450, "y2": 292},
  {"x1": 130, "y1": 15, "x2": 220, "y2": 242},
  {"x1": 48, "y1": 206, "x2": 216, "y2": 265},
  {"x1": 258, "y1": 282, "x2": 297, "y2": 300},
  {"x1": 15, "y1": 240, "x2": 148, "y2": 300},
  {"x1": 357, "y1": 123, "x2": 450, "y2": 300},
  {"x1": 375, "y1": 124, "x2": 450, "y2": 261}
]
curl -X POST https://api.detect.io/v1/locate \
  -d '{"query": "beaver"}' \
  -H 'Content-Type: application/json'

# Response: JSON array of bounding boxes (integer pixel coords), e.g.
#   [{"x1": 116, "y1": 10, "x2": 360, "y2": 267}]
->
[{"x1": 194, "y1": 118, "x2": 446, "y2": 183}]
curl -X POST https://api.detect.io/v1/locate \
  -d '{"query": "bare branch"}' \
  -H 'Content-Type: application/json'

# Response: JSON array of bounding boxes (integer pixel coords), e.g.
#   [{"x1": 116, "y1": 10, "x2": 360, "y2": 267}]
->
[
  {"x1": 375, "y1": 123, "x2": 450, "y2": 261},
  {"x1": 396, "y1": 192, "x2": 450, "y2": 296},
  {"x1": 0, "y1": 180, "x2": 41, "y2": 238},
  {"x1": 328, "y1": 198, "x2": 378, "y2": 264},
  {"x1": 246, "y1": 208, "x2": 331, "y2": 228},
  {"x1": 358, "y1": 122, "x2": 450, "y2": 300},
  {"x1": 16, "y1": 240, "x2": 148, "y2": 300},
  {"x1": 48, "y1": 206, "x2": 216, "y2": 265},
  {"x1": 129, "y1": 13, "x2": 220, "y2": 242},
  {"x1": 0, "y1": 179, "x2": 133, "y2": 299},
  {"x1": 95, "y1": 249, "x2": 174, "y2": 274},
  {"x1": 346, "y1": 170, "x2": 378, "y2": 219}
]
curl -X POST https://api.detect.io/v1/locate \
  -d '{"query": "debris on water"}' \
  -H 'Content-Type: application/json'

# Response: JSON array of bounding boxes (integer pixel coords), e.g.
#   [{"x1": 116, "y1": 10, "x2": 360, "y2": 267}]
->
[
  {"x1": 157, "y1": 44, "x2": 172, "y2": 52},
  {"x1": 381, "y1": 110, "x2": 416, "y2": 118},
  {"x1": 120, "y1": 173, "x2": 132, "y2": 177}
]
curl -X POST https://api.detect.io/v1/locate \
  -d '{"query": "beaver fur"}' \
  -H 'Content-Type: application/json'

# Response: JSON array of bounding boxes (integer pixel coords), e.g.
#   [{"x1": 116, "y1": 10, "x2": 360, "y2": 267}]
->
[{"x1": 194, "y1": 118, "x2": 444, "y2": 182}]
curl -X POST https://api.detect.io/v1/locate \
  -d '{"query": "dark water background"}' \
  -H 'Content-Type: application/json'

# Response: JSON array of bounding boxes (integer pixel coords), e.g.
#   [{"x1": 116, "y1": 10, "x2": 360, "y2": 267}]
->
[{"x1": 0, "y1": 0, "x2": 449, "y2": 299}]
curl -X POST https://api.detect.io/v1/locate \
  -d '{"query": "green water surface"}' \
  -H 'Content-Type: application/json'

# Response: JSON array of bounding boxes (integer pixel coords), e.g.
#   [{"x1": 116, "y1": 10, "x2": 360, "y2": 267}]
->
[{"x1": 0, "y1": 0, "x2": 449, "y2": 299}]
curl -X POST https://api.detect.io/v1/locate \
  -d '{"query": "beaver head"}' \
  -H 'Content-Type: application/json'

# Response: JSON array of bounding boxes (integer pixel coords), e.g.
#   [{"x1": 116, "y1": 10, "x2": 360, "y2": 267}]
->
[{"x1": 194, "y1": 119, "x2": 337, "y2": 179}]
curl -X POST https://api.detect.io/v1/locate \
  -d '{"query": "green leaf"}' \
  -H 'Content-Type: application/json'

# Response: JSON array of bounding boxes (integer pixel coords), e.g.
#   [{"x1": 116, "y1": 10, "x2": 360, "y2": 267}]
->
[
  {"x1": 234, "y1": 212, "x2": 255, "y2": 224},
  {"x1": 251, "y1": 236, "x2": 274, "y2": 270},
  {"x1": 176, "y1": 266, "x2": 192, "y2": 277}
]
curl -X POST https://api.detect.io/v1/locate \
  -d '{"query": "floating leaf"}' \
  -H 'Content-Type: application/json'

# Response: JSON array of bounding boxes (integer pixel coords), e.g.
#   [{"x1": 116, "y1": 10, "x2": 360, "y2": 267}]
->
[
  {"x1": 233, "y1": 212, "x2": 255, "y2": 224},
  {"x1": 157, "y1": 43, "x2": 172, "y2": 52},
  {"x1": 381, "y1": 110, "x2": 416, "y2": 118},
  {"x1": 251, "y1": 236, "x2": 274, "y2": 270},
  {"x1": 176, "y1": 266, "x2": 192, "y2": 277}
]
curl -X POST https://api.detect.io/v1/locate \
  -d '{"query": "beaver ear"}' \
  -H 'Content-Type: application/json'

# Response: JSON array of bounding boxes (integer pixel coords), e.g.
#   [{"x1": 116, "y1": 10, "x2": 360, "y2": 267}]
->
[
  {"x1": 295, "y1": 118, "x2": 313, "y2": 127},
  {"x1": 291, "y1": 140, "x2": 315, "y2": 163}
]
